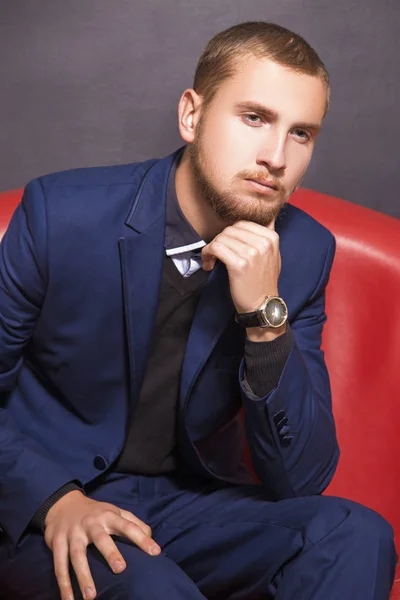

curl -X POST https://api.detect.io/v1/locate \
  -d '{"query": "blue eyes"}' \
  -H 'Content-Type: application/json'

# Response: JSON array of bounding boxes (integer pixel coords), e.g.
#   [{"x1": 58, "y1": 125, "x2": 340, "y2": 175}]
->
[
  {"x1": 242, "y1": 114, "x2": 310, "y2": 142},
  {"x1": 243, "y1": 114, "x2": 262, "y2": 125},
  {"x1": 292, "y1": 128, "x2": 310, "y2": 141}
]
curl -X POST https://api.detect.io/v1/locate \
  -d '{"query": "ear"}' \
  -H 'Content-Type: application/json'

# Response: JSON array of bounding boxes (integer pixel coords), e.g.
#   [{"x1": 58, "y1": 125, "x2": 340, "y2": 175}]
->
[{"x1": 177, "y1": 89, "x2": 203, "y2": 143}]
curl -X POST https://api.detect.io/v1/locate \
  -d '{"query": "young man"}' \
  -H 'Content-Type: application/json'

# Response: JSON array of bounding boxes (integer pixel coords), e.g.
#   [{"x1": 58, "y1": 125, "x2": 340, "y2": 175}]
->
[{"x1": 0, "y1": 21, "x2": 396, "y2": 600}]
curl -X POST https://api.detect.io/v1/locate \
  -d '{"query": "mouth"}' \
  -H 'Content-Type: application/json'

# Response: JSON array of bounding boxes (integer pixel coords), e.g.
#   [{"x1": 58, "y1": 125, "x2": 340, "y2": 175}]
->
[{"x1": 245, "y1": 178, "x2": 278, "y2": 194}]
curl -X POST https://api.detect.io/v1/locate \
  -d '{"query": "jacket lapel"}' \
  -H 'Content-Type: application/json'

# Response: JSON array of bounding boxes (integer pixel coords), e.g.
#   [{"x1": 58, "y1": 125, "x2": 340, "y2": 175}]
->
[
  {"x1": 119, "y1": 151, "x2": 178, "y2": 404},
  {"x1": 180, "y1": 261, "x2": 235, "y2": 408},
  {"x1": 275, "y1": 206, "x2": 296, "y2": 310}
]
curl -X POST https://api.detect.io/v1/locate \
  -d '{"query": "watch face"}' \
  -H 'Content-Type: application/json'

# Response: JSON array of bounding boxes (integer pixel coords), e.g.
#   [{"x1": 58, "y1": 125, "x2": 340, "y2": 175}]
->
[{"x1": 264, "y1": 298, "x2": 288, "y2": 327}]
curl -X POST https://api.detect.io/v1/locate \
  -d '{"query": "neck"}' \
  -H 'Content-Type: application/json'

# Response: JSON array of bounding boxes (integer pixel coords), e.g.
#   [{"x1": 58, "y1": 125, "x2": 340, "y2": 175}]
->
[{"x1": 175, "y1": 148, "x2": 227, "y2": 242}]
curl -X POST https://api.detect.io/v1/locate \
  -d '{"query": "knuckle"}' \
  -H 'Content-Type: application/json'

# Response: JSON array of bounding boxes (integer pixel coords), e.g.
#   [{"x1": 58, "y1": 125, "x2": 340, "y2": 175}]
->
[
  {"x1": 206, "y1": 242, "x2": 214, "y2": 253},
  {"x1": 262, "y1": 238, "x2": 272, "y2": 250},
  {"x1": 92, "y1": 529, "x2": 110, "y2": 545},
  {"x1": 103, "y1": 508, "x2": 118, "y2": 519},
  {"x1": 144, "y1": 524, "x2": 152, "y2": 537},
  {"x1": 70, "y1": 523, "x2": 84, "y2": 537},
  {"x1": 138, "y1": 528, "x2": 150, "y2": 542},
  {"x1": 69, "y1": 546, "x2": 83, "y2": 561},
  {"x1": 131, "y1": 526, "x2": 149, "y2": 545},
  {"x1": 58, "y1": 582, "x2": 72, "y2": 597},
  {"x1": 248, "y1": 246, "x2": 258, "y2": 257},
  {"x1": 54, "y1": 569, "x2": 69, "y2": 584},
  {"x1": 81, "y1": 514, "x2": 95, "y2": 528},
  {"x1": 125, "y1": 521, "x2": 140, "y2": 536},
  {"x1": 50, "y1": 532, "x2": 66, "y2": 552},
  {"x1": 69, "y1": 538, "x2": 86, "y2": 557},
  {"x1": 268, "y1": 232, "x2": 279, "y2": 245}
]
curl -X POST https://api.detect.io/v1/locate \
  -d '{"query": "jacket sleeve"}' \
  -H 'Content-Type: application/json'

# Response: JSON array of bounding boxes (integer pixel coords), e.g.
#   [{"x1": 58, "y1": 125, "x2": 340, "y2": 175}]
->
[
  {"x1": 240, "y1": 236, "x2": 339, "y2": 499},
  {"x1": 0, "y1": 179, "x2": 77, "y2": 547}
]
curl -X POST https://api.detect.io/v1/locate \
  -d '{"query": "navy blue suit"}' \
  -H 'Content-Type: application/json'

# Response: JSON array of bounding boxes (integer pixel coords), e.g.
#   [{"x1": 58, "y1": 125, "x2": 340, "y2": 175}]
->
[{"x1": 0, "y1": 150, "x2": 396, "y2": 599}]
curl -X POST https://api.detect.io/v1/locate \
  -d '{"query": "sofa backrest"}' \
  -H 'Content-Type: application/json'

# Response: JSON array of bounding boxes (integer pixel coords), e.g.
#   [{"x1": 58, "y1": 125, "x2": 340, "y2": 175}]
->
[
  {"x1": 291, "y1": 188, "x2": 400, "y2": 551},
  {"x1": 0, "y1": 189, "x2": 22, "y2": 240}
]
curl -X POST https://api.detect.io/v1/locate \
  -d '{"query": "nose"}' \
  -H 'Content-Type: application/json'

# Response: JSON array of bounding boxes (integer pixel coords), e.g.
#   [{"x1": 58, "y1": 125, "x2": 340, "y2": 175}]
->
[{"x1": 256, "y1": 129, "x2": 287, "y2": 173}]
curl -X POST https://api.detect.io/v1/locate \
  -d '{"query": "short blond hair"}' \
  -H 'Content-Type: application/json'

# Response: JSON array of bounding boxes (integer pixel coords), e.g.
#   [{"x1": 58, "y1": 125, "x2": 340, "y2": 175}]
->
[{"x1": 194, "y1": 22, "x2": 330, "y2": 114}]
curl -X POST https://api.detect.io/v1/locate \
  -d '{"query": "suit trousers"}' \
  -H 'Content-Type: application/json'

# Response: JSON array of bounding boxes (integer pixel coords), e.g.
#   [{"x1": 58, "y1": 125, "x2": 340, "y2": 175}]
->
[{"x1": 0, "y1": 469, "x2": 396, "y2": 600}]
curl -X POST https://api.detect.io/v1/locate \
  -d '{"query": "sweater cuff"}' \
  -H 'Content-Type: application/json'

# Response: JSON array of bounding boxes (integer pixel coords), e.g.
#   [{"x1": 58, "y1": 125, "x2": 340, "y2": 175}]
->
[
  {"x1": 243, "y1": 326, "x2": 294, "y2": 398},
  {"x1": 30, "y1": 481, "x2": 84, "y2": 531}
]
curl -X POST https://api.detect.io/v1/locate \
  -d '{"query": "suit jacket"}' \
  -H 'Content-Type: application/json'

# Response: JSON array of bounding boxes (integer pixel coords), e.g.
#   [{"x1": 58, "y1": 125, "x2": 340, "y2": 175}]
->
[{"x1": 0, "y1": 149, "x2": 339, "y2": 546}]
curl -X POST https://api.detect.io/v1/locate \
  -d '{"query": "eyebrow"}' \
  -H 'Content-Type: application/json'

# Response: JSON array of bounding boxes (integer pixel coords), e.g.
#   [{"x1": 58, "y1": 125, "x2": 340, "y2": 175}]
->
[{"x1": 234, "y1": 101, "x2": 322, "y2": 134}]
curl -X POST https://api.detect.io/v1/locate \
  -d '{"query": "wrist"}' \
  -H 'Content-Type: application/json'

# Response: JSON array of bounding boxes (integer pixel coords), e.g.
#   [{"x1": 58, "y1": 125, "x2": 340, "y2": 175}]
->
[
  {"x1": 246, "y1": 323, "x2": 287, "y2": 342},
  {"x1": 45, "y1": 489, "x2": 85, "y2": 527}
]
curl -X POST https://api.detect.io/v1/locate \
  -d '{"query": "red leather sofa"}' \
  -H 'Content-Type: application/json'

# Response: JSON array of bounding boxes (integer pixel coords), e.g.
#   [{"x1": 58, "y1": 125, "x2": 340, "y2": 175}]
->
[
  {"x1": 1, "y1": 186, "x2": 399, "y2": 597},
  {"x1": 291, "y1": 189, "x2": 400, "y2": 598}
]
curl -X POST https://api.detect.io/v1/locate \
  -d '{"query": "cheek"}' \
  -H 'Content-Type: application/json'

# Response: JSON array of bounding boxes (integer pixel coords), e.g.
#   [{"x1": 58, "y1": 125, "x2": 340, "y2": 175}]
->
[
  {"x1": 221, "y1": 122, "x2": 257, "y2": 174},
  {"x1": 286, "y1": 144, "x2": 313, "y2": 182},
  {"x1": 200, "y1": 120, "x2": 241, "y2": 178},
  {"x1": 204, "y1": 115, "x2": 236, "y2": 156}
]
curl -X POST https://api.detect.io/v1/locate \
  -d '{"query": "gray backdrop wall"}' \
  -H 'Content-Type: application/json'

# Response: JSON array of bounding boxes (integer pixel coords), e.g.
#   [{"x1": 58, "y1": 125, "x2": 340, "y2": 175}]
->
[{"x1": 1, "y1": 0, "x2": 399, "y2": 219}]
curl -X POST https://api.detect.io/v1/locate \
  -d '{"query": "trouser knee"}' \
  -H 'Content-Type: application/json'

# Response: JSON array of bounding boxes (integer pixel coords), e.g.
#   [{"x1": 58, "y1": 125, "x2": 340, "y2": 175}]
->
[
  {"x1": 342, "y1": 499, "x2": 396, "y2": 559},
  {"x1": 307, "y1": 496, "x2": 396, "y2": 564}
]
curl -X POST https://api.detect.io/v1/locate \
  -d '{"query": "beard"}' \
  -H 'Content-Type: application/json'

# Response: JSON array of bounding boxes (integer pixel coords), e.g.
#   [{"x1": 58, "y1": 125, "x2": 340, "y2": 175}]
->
[{"x1": 188, "y1": 121, "x2": 296, "y2": 227}]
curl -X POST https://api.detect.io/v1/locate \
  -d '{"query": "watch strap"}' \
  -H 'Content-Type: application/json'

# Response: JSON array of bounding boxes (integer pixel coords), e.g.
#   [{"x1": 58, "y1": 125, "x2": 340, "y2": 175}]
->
[{"x1": 235, "y1": 309, "x2": 267, "y2": 328}]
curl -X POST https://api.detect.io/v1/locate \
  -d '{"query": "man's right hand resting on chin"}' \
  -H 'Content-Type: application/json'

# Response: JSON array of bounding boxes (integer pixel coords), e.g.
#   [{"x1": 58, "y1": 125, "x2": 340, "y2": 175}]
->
[{"x1": 44, "y1": 491, "x2": 161, "y2": 600}]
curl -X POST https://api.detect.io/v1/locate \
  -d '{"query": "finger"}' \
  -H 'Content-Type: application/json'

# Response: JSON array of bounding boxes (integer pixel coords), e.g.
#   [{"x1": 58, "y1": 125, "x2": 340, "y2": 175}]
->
[
  {"x1": 202, "y1": 221, "x2": 278, "y2": 270},
  {"x1": 69, "y1": 538, "x2": 96, "y2": 600},
  {"x1": 119, "y1": 509, "x2": 152, "y2": 538},
  {"x1": 203, "y1": 238, "x2": 251, "y2": 264},
  {"x1": 221, "y1": 226, "x2": 276, "y2": 253},
  {"x1": 202, "y1": 258, "x2": 216, "y2": 271},
  {"x1": 52, "y1": 537, "x2": 75, "y2": 600},
  {"x1": 202, "y1": 240, "x2": 247, "y2": 272},
  {"x1": 207, "y1": 236, "x2": 262, "y2": 266},
  {"x1": 91, "y1": 526, "x2": 127, "y2": 574},
  {"x1": 107, "y1": 513, "x2": 161, "y2": 556},
  {"x1": 201, "y1": 244, "x2": 217, "y2": 271}
]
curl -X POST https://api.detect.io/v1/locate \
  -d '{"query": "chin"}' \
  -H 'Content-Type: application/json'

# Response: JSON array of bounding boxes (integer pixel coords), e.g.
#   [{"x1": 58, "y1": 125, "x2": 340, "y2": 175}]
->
[{"x1": 232, "y1": 196, "x2": 282, "y2": 221}]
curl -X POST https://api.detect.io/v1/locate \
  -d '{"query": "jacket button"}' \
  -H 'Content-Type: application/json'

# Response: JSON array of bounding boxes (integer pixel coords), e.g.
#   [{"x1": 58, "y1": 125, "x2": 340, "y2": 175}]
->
[
  {"x1": 273, "y1": 409, "x2": 286, "y2": 425},
  {"x1": 278, "y1": 425, "x2": 290, "y2": 437},
  {"x1": 93, "y1": 455, "x2": 107, "y2": 470},
  {"x1": 276, "y1": 416, "x2": 288, "y2": 431},
  {"x1": 280, "y1": 435, "x2": 293, "y2": 447}
]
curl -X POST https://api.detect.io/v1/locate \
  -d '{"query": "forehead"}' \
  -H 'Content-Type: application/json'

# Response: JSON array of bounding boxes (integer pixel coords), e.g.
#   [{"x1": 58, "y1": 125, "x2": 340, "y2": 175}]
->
[{"x1": 213, "y1": 56, "x2": 327, "y2": 123}]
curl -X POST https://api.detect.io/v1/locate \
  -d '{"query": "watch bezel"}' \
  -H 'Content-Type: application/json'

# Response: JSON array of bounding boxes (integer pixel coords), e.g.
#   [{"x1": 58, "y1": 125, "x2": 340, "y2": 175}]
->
[{"x1": 259, "y1": 296, "x2": 288, "y2": 328}]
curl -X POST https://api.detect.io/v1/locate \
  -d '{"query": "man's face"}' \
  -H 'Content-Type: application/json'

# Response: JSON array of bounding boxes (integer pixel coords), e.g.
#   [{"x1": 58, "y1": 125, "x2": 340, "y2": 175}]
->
[{"x1": 189, "y1": 56, "x2": 327, "y2": 226}]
